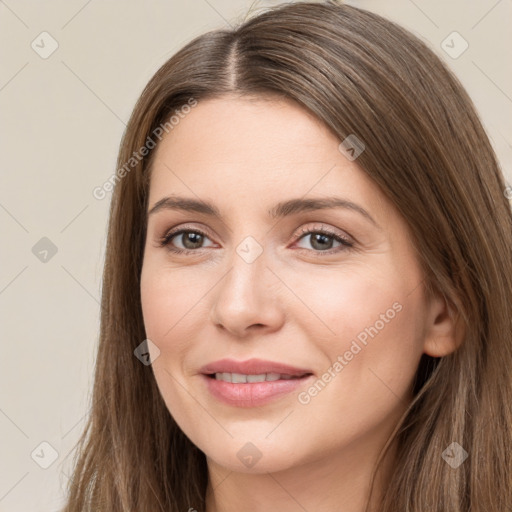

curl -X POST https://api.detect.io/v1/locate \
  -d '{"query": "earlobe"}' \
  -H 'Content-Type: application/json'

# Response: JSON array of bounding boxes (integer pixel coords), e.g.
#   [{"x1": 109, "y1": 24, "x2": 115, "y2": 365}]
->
[{"x1": 422, "y1": 292, "x2": 465, "y2": 358}]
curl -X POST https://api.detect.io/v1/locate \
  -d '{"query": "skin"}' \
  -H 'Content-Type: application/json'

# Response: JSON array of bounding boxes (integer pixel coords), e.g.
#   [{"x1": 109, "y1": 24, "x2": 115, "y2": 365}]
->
[{"x1": 140, "y1": 95, "x2": 459, "y2": 512}]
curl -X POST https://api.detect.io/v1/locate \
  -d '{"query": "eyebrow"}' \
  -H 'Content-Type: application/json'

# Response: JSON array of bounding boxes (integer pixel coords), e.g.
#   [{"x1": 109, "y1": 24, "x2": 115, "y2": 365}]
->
[{"x1": 148, "y1": 196, "x2": 380, "y2": 229}]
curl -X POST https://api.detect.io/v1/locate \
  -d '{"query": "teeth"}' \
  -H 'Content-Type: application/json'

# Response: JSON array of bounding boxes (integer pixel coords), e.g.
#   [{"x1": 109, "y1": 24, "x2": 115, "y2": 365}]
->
[
  {"x1": 247, "y1": 374, "x2": 266, "y2": 383},
  {"x1": 231, "y1": 373, "x2": 246, "y2": 383},
  {"x1": 214, "y1": 372, "x2": 295, "y2": 383}
]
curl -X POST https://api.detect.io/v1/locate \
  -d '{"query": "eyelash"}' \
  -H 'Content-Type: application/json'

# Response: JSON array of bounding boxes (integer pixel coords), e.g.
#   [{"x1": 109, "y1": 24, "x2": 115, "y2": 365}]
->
[{"x1": 158, "y1": 225, "x2": 354, "y2": 257}]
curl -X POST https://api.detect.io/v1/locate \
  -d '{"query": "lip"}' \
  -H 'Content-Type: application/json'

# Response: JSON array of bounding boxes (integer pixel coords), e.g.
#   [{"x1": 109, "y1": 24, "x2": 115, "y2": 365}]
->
[
  {"x1": 199, "y1": 358, "x2": 312, "y2": 377},
  {"x1": 199, "y1": 358, "x2": 314, "y2": 408}
]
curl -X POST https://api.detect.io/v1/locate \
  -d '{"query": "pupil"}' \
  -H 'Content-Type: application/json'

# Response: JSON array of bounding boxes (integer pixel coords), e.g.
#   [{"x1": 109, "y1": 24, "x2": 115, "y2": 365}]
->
[
  {"x1": 183, "y1": 232, "x2": 203, "y2": 249},
  {"x1": 311, "y1": 233, "x2": 332, "y2": 250}
]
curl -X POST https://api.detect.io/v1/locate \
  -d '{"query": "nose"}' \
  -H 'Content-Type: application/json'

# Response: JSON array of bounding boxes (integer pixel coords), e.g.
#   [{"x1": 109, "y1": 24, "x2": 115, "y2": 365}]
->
[{"x1": 209, "y1": 248, "x2": 285, "y2": 338}]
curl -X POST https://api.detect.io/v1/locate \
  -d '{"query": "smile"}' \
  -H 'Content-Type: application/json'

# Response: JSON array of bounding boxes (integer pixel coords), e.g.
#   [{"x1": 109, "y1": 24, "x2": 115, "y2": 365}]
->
[
  {"x1": 211, "y1": 372, "x2": 306, "y2": 383},
  {"x1": 202, "y1": 372, "x2": 313, "y2": 407}
]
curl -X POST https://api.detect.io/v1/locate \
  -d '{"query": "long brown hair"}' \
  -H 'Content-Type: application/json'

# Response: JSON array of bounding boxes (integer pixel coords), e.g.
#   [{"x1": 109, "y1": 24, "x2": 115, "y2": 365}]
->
[{"x1": 61, "y1": 2, "x2": 512, "y2": 510}]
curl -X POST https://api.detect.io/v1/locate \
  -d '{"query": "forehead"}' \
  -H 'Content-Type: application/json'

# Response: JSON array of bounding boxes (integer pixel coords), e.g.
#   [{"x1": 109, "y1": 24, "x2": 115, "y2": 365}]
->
[
  {"x1": 147, "y1": 95, "x2": 390, "y2": 222},
  {"x1": 154, "y1": 95, "x2": 335, "y2": 166}
]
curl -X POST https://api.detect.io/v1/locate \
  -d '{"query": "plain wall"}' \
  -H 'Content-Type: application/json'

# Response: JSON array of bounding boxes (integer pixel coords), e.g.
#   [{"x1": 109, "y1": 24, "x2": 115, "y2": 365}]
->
[{"x1": 0, "y1": 0, "x2": 510, "y2": 510}]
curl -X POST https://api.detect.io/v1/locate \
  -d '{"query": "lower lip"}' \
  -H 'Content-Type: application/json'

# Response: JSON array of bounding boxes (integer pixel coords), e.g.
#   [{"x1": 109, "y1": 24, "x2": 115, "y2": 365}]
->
[{"x1": 202, "y1": 374, "x2": 313, "y2": 407}]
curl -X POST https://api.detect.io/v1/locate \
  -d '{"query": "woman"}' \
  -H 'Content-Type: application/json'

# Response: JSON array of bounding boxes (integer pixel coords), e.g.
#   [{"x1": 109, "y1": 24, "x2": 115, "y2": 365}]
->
[{"x1": 62, "y1": 2, "x2": 512, "y2": 511}]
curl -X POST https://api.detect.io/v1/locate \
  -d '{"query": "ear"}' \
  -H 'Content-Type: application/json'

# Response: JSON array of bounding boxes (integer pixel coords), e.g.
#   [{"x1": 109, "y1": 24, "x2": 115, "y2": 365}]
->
[{"x1": 423, "y1": 291, "x2": 465, "y2": 357}]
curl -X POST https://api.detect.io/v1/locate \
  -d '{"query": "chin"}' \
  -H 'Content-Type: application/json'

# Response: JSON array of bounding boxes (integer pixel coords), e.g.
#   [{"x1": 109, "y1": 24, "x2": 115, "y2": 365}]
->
[{"x1": 206, "y1": 449, "x2": 297, "y2": 474}]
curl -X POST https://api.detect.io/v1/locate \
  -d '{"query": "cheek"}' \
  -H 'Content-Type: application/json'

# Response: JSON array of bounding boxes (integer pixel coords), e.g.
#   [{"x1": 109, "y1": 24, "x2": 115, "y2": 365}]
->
[
  {"x1": 287, "y1": 263, "x2": 421, "y2": 350},
  {"x1": 291, "y1": 264, "x2": 425, "y2": 401},
  {"x1": 140, "y1": 263, "x2": 209, "y2": 431},
  {"x1": 140, "y1": 261, "x2": 218, "y2": 410},
  {"x1": 287, "y1": 272, "x2": 425, "y2": 455},
  {"x1": 140, "y1": 262, "x2": 209, "y2": 352}
]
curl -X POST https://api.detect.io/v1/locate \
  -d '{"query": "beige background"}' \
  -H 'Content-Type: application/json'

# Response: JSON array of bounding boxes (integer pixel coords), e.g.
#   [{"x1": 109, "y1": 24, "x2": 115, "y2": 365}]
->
[{"x1": 0, "y1": 0, "x2": 511, "y2": 510}]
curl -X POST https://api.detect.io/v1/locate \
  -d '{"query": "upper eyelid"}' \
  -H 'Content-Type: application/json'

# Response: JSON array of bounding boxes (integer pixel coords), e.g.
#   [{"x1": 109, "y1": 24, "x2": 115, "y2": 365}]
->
[
  {"x1": 294, "y1": 224, "x2": 351, "y2": 240},
  {"x1": 163, "y1": 224, "x2": 216, "y2": 242}
]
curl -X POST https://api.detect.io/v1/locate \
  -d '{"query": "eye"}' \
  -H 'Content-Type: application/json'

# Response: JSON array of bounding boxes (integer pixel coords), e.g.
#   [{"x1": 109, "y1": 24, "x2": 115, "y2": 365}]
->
[
  {"x1": 158, "y1": 224, "x2": 354, "y2": 256},
  {"x1": 159, "y1": 228, "x2": 216, "y2": 253},
  {"x1": 293, "y1": 225, "x2": 354, "y2": 254}
]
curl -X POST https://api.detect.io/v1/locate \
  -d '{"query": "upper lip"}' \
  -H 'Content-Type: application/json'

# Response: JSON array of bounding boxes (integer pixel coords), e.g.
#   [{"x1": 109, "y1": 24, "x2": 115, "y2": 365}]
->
[{"x1": 200, "y1": 358, "x2": 313, "y2": 377}]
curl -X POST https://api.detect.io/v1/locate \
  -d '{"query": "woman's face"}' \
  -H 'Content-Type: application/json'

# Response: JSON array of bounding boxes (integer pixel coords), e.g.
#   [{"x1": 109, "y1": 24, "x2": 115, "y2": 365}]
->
[{"x1": 140, "y1": 95, "x2": 448, "y2": 475}]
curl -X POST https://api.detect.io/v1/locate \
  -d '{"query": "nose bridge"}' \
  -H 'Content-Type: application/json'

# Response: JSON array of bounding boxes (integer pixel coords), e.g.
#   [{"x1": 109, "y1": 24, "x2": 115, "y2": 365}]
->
[
  {"x1": 209, "y1": 235, "x2": 284, "y2": 336},
  {"x1": 219, "y1": 239, "x2": 269, "y2": 312}
]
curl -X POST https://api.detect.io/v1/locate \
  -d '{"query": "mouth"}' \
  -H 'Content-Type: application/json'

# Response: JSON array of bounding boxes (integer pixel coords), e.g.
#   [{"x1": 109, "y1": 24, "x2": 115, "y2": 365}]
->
[
  {"x1": 199, "y1": 357, "x2": 312, "y2": 378},
  {"x1": 204, "y1": 372, "x2": 311, "y2": 383},
  {"x1": 199, "y1": 359, "x2": 314, "y2": 407}
]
